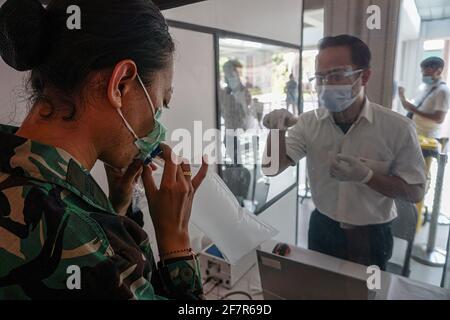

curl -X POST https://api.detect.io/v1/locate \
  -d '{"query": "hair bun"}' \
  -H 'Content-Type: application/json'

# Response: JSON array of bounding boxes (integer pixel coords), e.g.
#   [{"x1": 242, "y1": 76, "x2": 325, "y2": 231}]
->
[{"x1": 0, "y1": 0, "x2": 50, "y2": 71}]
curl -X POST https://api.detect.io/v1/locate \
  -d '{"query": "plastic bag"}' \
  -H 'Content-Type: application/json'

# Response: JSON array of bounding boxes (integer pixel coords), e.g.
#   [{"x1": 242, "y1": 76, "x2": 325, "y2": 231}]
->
[
  {"x1": 190, "y1": 171, "x2": 278, "y2": 264},
  {"x1": 134, "y1": 169, "x2": 278, "y2": 265}
]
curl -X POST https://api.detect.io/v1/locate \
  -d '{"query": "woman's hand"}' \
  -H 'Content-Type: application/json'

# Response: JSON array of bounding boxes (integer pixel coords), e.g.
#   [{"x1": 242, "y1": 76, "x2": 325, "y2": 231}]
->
[
  {"x1": 141, "y1": 144, "x2": 208, "y2": 259},
  {"x1": 105, "y1": 160, "x2": 156, "y2": 215}
]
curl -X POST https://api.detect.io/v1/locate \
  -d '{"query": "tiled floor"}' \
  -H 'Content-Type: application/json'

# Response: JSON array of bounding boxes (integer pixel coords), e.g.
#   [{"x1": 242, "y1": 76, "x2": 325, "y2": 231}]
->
[
  {"x1": 407, "y1": 221, "x2": 449, "y2": 286},
  {"x1": 296, "y1": 196, "x2": 450, "y2": 288}
]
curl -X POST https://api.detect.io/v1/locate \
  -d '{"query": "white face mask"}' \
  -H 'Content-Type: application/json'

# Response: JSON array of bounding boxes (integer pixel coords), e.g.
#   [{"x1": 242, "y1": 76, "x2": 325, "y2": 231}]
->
[{"x1": 317, "y1": 78, "x2": 362, "y2": 113}]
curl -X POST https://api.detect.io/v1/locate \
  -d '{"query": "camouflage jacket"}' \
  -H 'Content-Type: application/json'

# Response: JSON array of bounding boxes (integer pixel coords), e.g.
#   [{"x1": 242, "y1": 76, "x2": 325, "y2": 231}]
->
[{"x1": 0, "y1": 125, "x2": 203, "y2": 300}]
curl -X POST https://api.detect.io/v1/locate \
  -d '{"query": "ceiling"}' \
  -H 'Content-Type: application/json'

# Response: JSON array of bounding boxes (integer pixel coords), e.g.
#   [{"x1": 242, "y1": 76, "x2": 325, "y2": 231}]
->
[{"x1": 415, "y1": 0, "x2": 450, "y2": 21}]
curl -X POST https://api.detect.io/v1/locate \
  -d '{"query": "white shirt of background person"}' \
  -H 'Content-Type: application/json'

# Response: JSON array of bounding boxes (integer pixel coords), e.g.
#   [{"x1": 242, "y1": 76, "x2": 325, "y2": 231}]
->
[{"x1": 414, "y1": 81, "x2": 450, "y2": 139}]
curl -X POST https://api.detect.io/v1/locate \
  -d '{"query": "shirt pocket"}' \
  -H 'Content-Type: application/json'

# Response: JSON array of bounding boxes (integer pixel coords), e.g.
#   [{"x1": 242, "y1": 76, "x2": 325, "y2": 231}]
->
[{"x1": 358, "y1": 157, "x2": 393, "y2": 175}]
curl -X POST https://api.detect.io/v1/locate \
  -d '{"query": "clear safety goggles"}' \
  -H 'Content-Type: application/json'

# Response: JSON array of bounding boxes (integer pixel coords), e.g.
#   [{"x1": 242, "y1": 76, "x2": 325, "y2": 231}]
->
[{"x1": 309, "y1": 67, "x2": 363, "y2": 85}]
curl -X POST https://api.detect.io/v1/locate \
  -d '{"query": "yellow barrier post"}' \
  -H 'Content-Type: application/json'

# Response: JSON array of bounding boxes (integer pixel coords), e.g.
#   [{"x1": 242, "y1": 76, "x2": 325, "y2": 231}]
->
[{"x1": 417, "y1": 135, "x2": 440, "y2": 231}]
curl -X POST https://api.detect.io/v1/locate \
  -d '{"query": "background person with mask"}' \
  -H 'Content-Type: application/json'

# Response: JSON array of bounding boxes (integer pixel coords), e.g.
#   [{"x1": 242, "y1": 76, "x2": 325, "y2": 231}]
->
[
  {"x1": 220, "y1": 59, "x2": 253, "y2": 132},
  {"x1": 399, "y1": 57, "x2": 450, "y2": 146},
  {"x1": 219, "y1": 59, "x2": 253, "y2": 164},
  {"x1": 0, "y1": 0, "x2": 208, "y2": 300},
  {"x1": 262, "y1": 35, "x2": 426, "y2": 270}
]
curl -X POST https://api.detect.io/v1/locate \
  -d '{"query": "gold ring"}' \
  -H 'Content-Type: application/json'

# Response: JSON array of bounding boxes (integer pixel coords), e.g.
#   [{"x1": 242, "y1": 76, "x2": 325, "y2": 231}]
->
[{"x1": 183, "y1": 171, "x2": 192, "y2": 177}]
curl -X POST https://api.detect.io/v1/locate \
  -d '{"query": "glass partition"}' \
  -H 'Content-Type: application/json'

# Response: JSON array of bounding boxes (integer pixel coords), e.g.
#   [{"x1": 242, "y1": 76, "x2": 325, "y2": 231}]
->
[{"x1": 217, "y1": 36, "x2": 300, "y2": 214}]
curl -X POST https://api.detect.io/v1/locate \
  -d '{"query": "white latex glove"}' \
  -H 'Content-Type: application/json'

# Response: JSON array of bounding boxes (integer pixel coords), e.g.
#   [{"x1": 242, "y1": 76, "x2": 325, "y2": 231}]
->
[
  {"x1": 330, "y1": 153, "x2": 374, "y2": 184},
  {"x1": 263, "y1": 109, "x2": 298, "y2": 130}
]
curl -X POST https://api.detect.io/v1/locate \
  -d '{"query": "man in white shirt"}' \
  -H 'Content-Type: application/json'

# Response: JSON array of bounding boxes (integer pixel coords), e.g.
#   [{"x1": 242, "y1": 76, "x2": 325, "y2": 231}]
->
[
  {"x1": 399, "y1": 57, "x2": 450, "y2": 141},
  {"x1": 263, "y1": 35, "x2": 426, "y2": 270}
]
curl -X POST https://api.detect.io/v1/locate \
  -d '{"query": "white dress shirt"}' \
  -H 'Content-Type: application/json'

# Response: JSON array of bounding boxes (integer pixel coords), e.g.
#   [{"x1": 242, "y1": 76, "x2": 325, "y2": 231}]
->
[
  {"x1": 286, "y1": 99, "x2": 426, "y2": 226},
  {"x1": 413, "y1": 80, "x2": 450, "y2": 138}
]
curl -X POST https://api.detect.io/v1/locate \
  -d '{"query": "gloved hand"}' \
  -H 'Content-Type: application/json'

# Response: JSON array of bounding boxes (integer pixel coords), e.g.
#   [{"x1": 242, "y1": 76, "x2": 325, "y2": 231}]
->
[
  {"x1": 330, "y1": 153, "x2": 374, "y2": 184},
  {"x1": 263, "y1": 109, "x2": 298, "y2": 130}
]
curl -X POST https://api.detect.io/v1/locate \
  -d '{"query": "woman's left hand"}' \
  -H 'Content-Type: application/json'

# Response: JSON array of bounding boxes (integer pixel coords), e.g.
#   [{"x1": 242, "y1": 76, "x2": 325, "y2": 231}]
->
[{"x1": 105, "y1": 160, "x2": 156, "y2": 215}]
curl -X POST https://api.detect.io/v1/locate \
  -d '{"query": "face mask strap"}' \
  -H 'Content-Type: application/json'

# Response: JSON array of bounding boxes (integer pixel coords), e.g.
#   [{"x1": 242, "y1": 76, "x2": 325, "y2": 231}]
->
[
  {"x1": 117, "y1": 108, "x2": 140, "y2": 140},
  {"x1": 351, "y1": 74, "x2": 364, "y2": 95},
  {"x1": 136, "y1": 74, "x2": 157, "y2": 117}
]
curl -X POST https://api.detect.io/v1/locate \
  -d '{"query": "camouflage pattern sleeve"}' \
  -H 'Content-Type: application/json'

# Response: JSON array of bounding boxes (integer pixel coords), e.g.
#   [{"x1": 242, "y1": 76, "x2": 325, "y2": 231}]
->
[
  {"x1": 0, "y1": 125, "x2": 203, "y2": 300},
  {"x1": 0, "y1": 181, "x2": 203, "y2": 300}
]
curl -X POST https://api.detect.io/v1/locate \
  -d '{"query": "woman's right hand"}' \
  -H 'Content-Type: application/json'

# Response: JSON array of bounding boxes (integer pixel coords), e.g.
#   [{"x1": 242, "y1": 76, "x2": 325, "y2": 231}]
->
[{"x1": 141, "y1": 144, "x2": 208, "y2": 260}]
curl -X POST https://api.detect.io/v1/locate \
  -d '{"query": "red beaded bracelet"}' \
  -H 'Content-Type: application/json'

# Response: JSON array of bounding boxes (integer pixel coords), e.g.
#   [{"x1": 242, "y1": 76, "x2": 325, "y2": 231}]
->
[{"x1": 159, "y1": 248, "x2": 193, "y2": 259}]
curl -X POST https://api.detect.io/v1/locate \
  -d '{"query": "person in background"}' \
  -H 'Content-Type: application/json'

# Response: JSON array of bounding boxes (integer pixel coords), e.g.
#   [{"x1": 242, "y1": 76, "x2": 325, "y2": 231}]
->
[
  {"x1": 399, "y1": 57, "x2": 450, "y2": 148},
  {"x1": 262, "y1": 35, "x2": 426, "y2": 270},
  {"x1": 220, "y1": 59, "x2": 253, "y2": 131},
  {"x1": 0, "y1": 0, "x2": 208, "y2": 300},
  {"x1": 219, "y1": 59, "x2": 253, "y2": 164},
  {"x1": 285, "y1": 73, "x2": 299, "y2": 115}
]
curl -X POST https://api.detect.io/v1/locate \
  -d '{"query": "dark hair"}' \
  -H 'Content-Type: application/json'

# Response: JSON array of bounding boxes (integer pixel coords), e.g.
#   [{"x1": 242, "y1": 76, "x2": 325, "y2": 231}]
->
[
  {"x1": 421, "y1": 57, "x2": 445, "y2": 70},
  {"x1": 222, "y1": 59, "x2": 242, "y2": 84},
  {"x1": 318, "y1": 35, "x2": 371, "y2": 69},
  {"x1": 0, "y1": 0, "x2": 175, "y2": 120}
]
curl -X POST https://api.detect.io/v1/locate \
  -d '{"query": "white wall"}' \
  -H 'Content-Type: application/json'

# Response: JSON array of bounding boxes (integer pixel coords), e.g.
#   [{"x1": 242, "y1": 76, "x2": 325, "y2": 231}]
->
[
  {"x1": 303, "y1": 27, "x2": 324, "y2": 49},
  {"x1": 0, "y1": 63, "x2": 28, "y2": 126},
  {"x1": 164, "y1": 0, "x2": 303, "y2": 46},
  {"x1": 302, "y1": 6, "x2": 324, "y2": 48},
  {"x1": 397, "y1": 0, "x2": 421, "y2": 42}
]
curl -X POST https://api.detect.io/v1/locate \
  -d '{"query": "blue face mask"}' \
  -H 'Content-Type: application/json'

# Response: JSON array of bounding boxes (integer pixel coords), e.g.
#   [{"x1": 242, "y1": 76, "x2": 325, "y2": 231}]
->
[
  {"x1": 317, "y1": 80, "x2": 361, "y2": 113},
  {"x1": 117, "y1": 74, "x2": 167, "y2": 165},
  {"x1": 422, "y1": 76, "x2": 435, "y2": 86},
  {"x1": 227, "y1": 71, "x2": 242, "y2": 91}
]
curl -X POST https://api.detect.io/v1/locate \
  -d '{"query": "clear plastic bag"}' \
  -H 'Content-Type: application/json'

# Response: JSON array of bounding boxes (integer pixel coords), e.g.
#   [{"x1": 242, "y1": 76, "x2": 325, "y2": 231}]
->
[
  {"x1": 190, "y1": 171, "x2": 278, "y2": 264},
  {"x1": 133, "y1": 169, "x2": 278, "y2": 265}
]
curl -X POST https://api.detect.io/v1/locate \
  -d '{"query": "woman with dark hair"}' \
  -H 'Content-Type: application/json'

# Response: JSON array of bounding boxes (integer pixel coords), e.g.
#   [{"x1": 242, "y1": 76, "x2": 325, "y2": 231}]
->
[{"x1": 0, "y1": 0, "x2": 208, "y2": 300}]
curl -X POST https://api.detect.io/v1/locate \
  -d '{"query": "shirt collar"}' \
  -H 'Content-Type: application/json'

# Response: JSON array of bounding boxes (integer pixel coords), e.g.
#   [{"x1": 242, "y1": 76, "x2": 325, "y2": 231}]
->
[
  {"x1": 435, "y1": 80, "x2": 445, "y2": 87},
  {"x1": 0, "y1": 124, "x2": 115, "y2": 214},
  {"x1": 358, "y1": 98, "x2": 374, "y2": 123},
  {"x1": 316, "y1": 97, "x2": 374, "y2": 124}
]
